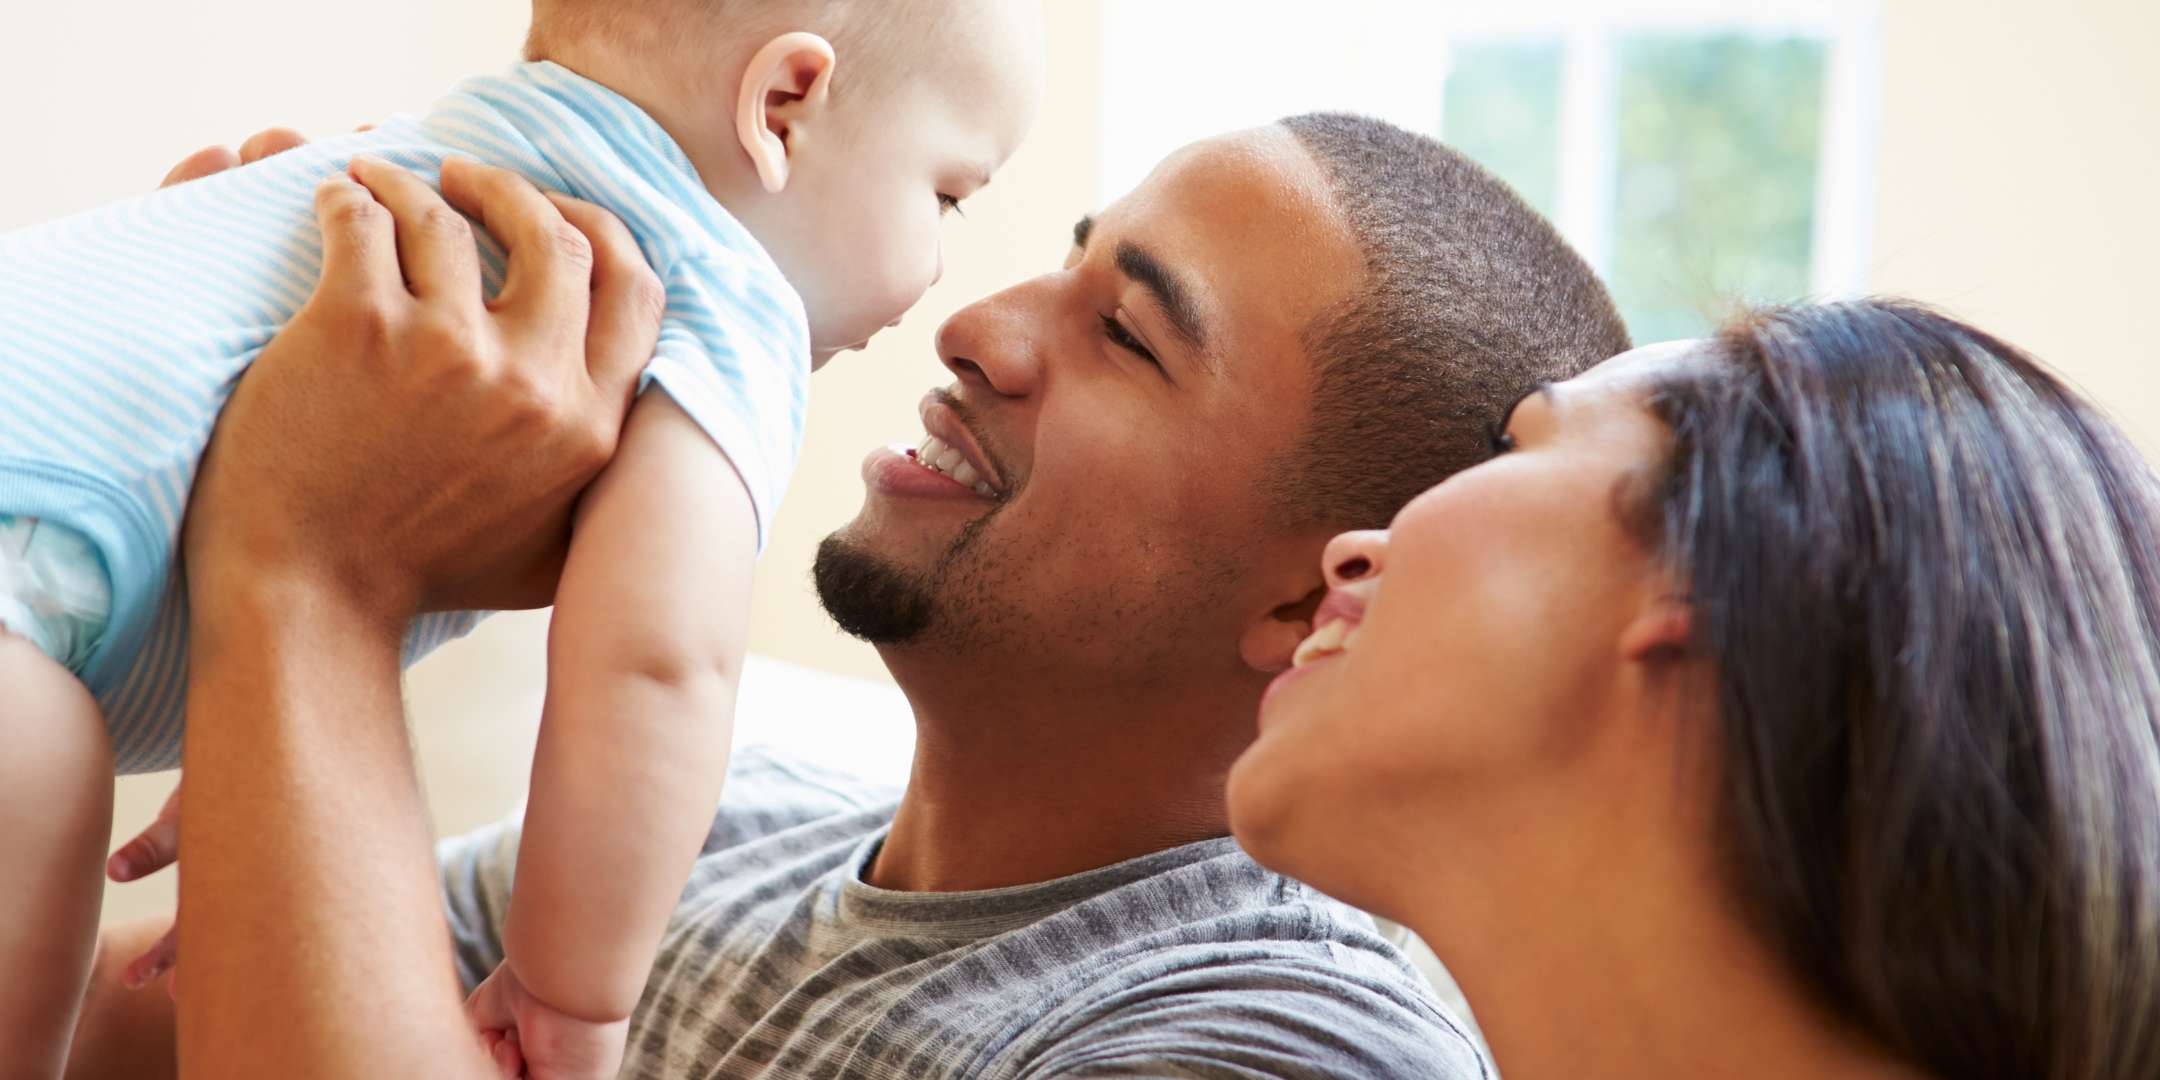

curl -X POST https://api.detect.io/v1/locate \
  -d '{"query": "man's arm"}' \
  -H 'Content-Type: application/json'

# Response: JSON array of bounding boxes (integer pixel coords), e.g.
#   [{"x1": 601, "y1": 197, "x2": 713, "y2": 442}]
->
[{"x1": 173, "y1": 156, "x2": 660, "y2": 1078}]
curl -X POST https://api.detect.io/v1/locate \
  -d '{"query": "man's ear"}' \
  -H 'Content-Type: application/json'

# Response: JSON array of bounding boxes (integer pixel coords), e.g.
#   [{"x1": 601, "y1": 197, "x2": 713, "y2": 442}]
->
[
  {"x1": 734, "y1": 31, "x2": 837, "y2": 194},
  {"x1": 1619, "y1": 596, "x2": 1694, "y2": 664},
  {"x1": 1240, "y1": 584, "x2": 1326, "y2": 675}
]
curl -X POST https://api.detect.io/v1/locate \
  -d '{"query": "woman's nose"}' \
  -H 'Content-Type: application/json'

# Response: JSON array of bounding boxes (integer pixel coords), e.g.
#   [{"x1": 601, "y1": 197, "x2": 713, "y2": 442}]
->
[{"x1": 1322, "y1": 530, "x2": 1388, "y2": 589}]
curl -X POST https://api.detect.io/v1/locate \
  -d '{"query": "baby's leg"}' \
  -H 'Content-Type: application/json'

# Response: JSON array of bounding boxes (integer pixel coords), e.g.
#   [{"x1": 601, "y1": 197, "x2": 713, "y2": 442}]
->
[{"x1": 0, "y1": 631, "x2": 113, "y2": 1080}]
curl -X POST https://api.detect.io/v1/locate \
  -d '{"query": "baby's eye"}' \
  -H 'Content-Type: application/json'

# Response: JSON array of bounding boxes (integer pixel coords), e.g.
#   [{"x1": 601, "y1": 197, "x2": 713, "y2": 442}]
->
[{"x1": 938, "y1": 194, "x2": 965, "y2": 217}]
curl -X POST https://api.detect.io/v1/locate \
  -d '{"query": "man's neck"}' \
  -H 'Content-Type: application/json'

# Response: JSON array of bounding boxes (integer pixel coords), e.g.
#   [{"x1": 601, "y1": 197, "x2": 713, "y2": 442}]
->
[{"x1": 866, "y1": 655, "x2": 1259, "y2": 893}]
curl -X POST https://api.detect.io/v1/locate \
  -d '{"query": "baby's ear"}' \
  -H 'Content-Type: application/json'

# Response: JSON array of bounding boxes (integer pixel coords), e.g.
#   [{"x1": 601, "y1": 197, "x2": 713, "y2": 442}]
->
[{"x1": 734, "y1": 31, "x2": 837, "y2": 194}]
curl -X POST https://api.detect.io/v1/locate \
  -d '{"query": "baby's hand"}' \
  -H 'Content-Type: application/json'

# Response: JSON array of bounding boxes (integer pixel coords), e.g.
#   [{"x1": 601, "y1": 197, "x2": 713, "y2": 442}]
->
[{"x1": 467, "y1": 960, "x2": 630, "y2": 1080}]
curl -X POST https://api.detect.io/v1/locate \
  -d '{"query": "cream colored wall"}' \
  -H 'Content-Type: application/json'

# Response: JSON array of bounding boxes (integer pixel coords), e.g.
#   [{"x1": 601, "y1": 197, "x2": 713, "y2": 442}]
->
[
  {"x1": 10, "y1": 0, "x2": 2155, "y2": 928},
  {"x1": 1868, "y1": 0, "x2": 2160, "y2": 450}
]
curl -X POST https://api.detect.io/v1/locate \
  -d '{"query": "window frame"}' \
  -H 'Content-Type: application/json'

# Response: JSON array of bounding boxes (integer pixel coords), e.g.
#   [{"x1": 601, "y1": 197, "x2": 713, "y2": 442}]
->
[{"x1": 1097, "y1": 0, "x2": 1881, "y2": 305}]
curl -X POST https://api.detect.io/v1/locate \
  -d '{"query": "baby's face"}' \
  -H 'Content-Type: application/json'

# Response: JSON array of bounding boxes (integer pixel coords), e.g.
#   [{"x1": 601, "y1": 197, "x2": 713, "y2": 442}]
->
[{"x1": 769, "y1": 4, "x2": 1044, "y2": 367}]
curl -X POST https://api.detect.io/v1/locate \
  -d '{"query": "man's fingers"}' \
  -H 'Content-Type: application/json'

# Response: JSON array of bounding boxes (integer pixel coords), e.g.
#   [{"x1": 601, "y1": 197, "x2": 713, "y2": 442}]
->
[
  {"x1": 347, "y1": 156, "x2": 482, "y2": 302},
  {"x1": 238, "y1": 127, "x2": 308, "y2": 165},
  {"x1": 121, "y1": 924, "x2": 178, "y2": 990},
  {"x1": 160, "y1": 145, "x2": 241, "y2": 189},
  {"x1": 438, "y1": 158, "x2": 591, "y2": 322},
  {"x1": 490, "y1": 1030, "x2": 525, "y2": 1078},
  {"x1": 106, "y1": 815, "x2": 177, "y2": 882},
  {"x1": 161, "y1": 127, "x2": 308, "y2": 190},
  {"x1": 312, "y1": 173, "x2": 403, "y2": 312},
  {"x1": 547, "y1": 192, "x2": 660, "y2": 410},
  {"x1": 108, "y1": 785, "x2": 181, "y2": 882}
]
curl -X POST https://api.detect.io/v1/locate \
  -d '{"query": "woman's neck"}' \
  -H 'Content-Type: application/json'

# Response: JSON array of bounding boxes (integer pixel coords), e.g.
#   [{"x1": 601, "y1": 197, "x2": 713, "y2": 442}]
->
[{"x1": 1396, "y1": 824, "x2": 1923, "y2": 1080}]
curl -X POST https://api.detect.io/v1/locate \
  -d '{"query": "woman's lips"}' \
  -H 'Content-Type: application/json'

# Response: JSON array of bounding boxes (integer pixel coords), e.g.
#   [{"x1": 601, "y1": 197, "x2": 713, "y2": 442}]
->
[
  {"x1": 1291, "y1": 586, "x2": 1370, "y2": 668},
  {"x1": 1291, "y1": 617, "x2": 1356, "y2": 668}
]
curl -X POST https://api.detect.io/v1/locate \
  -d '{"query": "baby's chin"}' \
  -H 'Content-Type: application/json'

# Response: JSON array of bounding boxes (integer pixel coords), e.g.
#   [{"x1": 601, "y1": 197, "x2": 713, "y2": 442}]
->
[{"x1": 811, "y1": 333, "x2": 884, "y2": 371}]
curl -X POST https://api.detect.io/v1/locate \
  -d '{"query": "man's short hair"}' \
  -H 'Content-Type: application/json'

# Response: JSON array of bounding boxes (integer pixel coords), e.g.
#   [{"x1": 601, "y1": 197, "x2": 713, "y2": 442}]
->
[{"x1": 1274, "y1": 112, "x2": 1631, "y2": 531}]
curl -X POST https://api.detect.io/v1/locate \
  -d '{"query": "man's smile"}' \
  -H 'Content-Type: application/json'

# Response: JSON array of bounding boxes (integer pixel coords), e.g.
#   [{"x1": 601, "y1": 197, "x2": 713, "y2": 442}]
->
[
  {"x1": 913, "y1": 390, "x2": 1007, "y2": 497},
  {"x1": 859, "y1": 388, "x2": 1012, "y2": 505}
]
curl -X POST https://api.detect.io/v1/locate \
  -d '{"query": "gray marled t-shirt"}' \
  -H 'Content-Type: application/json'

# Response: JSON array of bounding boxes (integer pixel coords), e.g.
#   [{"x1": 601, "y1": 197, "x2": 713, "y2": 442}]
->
[{"x1": 438, "y1": 746, "x2": 1486, "y2": 1079}]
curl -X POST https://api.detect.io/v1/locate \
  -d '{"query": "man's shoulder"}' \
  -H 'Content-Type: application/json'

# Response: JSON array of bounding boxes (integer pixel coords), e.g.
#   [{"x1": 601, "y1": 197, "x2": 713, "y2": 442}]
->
[{"x1": 701, "y1": 743, "x2": 903, "y2": 856}]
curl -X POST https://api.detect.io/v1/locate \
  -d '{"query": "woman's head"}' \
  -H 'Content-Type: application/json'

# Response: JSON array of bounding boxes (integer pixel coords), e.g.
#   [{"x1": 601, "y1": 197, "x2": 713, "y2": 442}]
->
[{"x1": 1228, "y1": 299, "x2": 2160, "y2": 1079}]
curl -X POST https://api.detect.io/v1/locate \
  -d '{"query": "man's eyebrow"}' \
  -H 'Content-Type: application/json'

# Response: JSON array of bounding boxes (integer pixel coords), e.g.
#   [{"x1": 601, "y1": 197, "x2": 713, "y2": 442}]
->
[
  {"x1": 1072, "y1": 215, "x2": 1093, "y2": 249},
  {"x1": 1113, "y1": 239, "x2": 1211, "y2": 359}
]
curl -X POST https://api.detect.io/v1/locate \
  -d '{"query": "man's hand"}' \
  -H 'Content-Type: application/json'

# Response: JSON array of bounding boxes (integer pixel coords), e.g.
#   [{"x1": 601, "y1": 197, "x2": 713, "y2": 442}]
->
[
  {"x1": 105, "y1": 785, "x2": 179, "y2": 991},
  {"x1": 184, "y1": 154, "x2": 660, "y2": 627},
  {"x1": 159, "y1": 127, "x2": 308, "y2": 187},
  {"x1": 467, "y1": 962, "x2": 630, "y2": 1080},
  {"x1": 174, "y1": 148, "x2": 664, "y2": 1075}
]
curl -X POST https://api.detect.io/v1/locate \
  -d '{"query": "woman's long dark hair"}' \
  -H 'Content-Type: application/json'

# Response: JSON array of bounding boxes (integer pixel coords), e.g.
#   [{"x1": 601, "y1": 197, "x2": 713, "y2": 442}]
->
[{"x1": 1651, "y1": 300, "x2": 2160, "y2": 1079}]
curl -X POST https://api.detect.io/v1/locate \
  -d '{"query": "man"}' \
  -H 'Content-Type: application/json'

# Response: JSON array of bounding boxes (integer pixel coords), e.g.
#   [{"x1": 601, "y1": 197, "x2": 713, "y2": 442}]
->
[{"x1": 76, "y1": 112, "x2": 1626, "y2": 1078}]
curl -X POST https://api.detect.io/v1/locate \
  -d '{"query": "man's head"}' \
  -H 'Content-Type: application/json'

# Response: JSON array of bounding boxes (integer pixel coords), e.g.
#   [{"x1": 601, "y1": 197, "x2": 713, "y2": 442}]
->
[
  {"x1": 1270, "y1": 113, "x2": 1632, "y2": 531},
  {"x1": 528, "y1": 0, "x2": 1045, "y2": 364},
  {"x1": 816, "y1": 115, "x2": 1627, "y2": 727}
]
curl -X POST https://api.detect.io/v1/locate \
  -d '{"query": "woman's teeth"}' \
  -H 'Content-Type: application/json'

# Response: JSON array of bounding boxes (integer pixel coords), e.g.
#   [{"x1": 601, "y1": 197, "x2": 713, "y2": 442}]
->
[
  {"x1": 915, "y1": 435, "x2": 997, "y2": 498},
  {"x1": 1291, "y1": 619, "x2": 1359, "y2": 668}
]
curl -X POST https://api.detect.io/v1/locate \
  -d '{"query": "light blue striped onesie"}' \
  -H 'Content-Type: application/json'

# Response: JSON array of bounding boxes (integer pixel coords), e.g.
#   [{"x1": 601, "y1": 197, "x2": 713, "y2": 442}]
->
[{"x1": 0, "y1": 61, "x2": 809, "y2": 773}]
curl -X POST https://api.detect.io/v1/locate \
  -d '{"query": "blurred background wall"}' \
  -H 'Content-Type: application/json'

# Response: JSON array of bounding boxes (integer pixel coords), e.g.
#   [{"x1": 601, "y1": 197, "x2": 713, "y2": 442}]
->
[{"x1": 1, "y1": 0, "x2": 2152, "y2": 927}]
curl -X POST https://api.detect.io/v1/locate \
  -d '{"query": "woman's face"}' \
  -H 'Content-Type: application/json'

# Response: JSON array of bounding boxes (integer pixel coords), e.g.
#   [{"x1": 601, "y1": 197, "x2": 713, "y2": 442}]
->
[{"x1": 1226, "y1": 341, "x2": 1710, "y2": 917}]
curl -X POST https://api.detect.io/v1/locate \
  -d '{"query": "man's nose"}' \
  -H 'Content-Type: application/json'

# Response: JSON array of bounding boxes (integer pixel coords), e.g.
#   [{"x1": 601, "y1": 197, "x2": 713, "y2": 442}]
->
[
  {"x1": 935, "y1": 278, "x2": 1049, "y2": 397},
  {"x1": 1322, "y1": 530, "x2": 1388, "y2": 588}
]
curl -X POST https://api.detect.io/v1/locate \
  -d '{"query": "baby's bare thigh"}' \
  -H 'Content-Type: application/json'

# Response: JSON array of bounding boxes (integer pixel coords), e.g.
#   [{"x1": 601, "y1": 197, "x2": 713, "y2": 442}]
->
[
  {"x1": 0, "y1": 628, "x2": 106, "y2": 761},
  {"x1": 0, "y1": 628, "x2": 113, "y2": 1079}
]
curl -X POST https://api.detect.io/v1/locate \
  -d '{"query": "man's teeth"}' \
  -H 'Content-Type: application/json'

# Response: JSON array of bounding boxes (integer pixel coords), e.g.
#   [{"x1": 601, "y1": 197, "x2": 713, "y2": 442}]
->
[
  {"x1": 915, "y1": 435, "x2": 997, "y2": 498},
  {"x1": 1291, "y1": 619, "x2": 1358, "y2": 669}
]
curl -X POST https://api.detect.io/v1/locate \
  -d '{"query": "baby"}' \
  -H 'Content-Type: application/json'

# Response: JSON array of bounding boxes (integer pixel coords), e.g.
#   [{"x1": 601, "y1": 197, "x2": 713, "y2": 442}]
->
[{"x1": 0, "y1": 0, "x2": 1042, "y2": 1074}]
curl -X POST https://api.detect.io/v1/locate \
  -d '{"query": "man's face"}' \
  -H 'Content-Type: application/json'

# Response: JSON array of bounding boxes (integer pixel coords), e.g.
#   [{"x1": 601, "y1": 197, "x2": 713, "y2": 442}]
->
[{"x1": 816, "y1": 127, "x2": 1365, "y2": 690}]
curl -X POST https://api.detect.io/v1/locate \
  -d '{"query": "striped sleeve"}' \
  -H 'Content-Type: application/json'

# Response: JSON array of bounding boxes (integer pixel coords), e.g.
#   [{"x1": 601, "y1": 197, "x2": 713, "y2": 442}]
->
[{"x1": 638, "y1": 254, "x2": 811, "y2": 550}]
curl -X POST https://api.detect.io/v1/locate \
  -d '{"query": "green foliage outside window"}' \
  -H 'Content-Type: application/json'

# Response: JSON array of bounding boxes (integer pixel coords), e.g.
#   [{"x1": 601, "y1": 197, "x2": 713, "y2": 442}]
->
[
  {"x1": 1611, "y1": 34, "x2": 1826, "y2": 343},
  {"x1": 1443, "y1": 33, "x2": 1829, "y2": 344}
]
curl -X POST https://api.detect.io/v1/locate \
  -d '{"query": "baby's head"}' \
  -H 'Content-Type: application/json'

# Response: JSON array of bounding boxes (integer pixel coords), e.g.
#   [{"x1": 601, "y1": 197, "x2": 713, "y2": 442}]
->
[{"x1": 528, "y1": 0, "x2": 1046, "y2": 366}]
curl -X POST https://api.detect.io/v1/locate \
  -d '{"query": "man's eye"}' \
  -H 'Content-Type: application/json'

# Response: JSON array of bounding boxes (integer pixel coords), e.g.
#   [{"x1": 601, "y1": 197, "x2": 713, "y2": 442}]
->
[
  {"x1": 939, "y1": 194, "x2": 965, "y2": 217},
  {"x1": 1100, "y1": 314, "x2": 1160, "y2": 367}
]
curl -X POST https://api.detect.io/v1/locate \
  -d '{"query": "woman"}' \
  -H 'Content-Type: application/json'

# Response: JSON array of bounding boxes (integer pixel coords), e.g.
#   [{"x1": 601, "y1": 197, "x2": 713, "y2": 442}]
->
[{"x1": 1228, "y1": 299, "x2": 2160, "y2": 1079}]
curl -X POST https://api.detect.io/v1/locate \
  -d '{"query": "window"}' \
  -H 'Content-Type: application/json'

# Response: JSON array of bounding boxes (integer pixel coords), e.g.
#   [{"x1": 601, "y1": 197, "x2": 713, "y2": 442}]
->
[{"x1": 1099, "y1": 0, "x2": 1880, "y2": 342}]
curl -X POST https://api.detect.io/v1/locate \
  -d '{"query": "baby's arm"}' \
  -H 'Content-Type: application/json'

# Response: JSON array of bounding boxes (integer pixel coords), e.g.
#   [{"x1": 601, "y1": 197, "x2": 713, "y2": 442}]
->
[{"x1": 499, "y1": 389, "x2": 757, "y2": 1026}]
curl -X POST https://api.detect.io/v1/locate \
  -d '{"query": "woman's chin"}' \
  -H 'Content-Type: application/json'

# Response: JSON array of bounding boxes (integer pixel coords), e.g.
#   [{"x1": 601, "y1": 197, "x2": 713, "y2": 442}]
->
[{"x1": 1226, "y1": 726, "x2": 1323, "y2": 872}]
